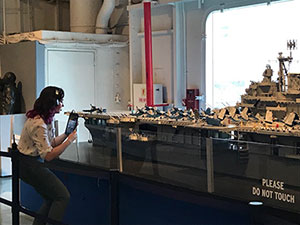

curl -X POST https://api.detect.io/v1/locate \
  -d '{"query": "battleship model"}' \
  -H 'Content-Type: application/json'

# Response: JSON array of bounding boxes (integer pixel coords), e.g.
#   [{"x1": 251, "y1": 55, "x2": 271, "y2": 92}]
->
[{"x1": 238, "y1": 40, "x2": 300, "y2": 119}]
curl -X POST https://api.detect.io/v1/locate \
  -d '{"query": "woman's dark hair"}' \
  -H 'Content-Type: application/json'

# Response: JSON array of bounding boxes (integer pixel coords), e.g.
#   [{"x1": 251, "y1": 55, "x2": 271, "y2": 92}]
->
[{"x1": 26, "y1": 86, "x2": 64, "y2": 124}]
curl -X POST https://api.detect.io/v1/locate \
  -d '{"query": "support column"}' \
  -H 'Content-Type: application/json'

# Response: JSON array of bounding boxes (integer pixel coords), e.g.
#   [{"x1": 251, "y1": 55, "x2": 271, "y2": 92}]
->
[{"x1": 206, "y1": 138, "x2": 214, "y2": 193}]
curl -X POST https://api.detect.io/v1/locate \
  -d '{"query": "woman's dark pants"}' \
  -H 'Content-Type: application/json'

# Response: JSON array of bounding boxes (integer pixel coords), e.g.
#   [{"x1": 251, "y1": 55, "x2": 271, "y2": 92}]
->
[{"x1": 19, "y1": 156, "x2": 70, "y2": 225}]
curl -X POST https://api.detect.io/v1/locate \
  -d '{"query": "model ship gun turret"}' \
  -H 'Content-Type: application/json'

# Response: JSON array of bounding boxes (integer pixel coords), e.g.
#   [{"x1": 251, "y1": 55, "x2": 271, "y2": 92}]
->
[{"x1": 238, "y1": 40, "x2": 300, "y2": 119}]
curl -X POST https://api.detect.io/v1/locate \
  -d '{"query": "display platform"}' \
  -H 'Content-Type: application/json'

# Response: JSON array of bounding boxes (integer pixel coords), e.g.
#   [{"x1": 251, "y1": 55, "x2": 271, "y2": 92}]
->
[{"x1": 19, "y1": 141, "x2": 300, "y2": 224}]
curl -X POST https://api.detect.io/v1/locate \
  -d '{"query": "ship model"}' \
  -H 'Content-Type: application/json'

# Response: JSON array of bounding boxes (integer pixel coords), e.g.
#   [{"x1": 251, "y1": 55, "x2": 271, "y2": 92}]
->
[{"x1": 70, "y1": 41, "x2": 300, "y2": 216}]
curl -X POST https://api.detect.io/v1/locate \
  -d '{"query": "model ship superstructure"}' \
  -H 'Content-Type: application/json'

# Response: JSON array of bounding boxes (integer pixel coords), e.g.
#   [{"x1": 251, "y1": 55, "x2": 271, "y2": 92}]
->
[{"x1": 238, "y1": 40, "x2": 300, "y2": 119}]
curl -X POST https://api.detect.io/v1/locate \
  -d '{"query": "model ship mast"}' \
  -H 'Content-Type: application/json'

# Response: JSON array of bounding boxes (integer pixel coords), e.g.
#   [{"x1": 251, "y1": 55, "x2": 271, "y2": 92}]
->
[{"x1": 278, "y1": 40, "x2": 296, "y2": 93}]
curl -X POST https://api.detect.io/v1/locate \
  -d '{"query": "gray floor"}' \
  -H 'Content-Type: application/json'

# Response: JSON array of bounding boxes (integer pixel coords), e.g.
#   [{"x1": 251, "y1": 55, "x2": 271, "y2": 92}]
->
[{"x1": 0, "y1": 177, "x2": 34, "y2": 225}]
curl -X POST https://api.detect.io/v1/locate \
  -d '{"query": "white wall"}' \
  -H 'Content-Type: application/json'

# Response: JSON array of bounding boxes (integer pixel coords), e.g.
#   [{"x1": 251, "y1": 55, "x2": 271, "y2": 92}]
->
[
  {"x1": 46, "y1": 49, "x2": 96, "y2": 111},
  {"x1": 46, "y1": 48, "x2": 96, "y2": 142},
  {"x1": 45, "y1": 44, "x2": 130, "y2": 112},
  {"x1": 43, "y1": 42, "x2": 129, "y2": 141},
  {"x1": 129, "y1": 4, "x2": 174, "y2": 105},
  {"x1": 95, "y1": 45, "x2": 130, "y2": 110},
  {"x1": 141, "y1": 32, "x2": 173, "y2": 103},
  {"x1": 0, "y1": 38, "x2": 129, "y2": 142}
]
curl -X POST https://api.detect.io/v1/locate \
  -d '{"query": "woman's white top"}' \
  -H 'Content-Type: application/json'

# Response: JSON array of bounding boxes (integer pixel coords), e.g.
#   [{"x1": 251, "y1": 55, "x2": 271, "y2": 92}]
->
[{"x1": 18, "y1": 116, "x2": 55, "y2": 159}]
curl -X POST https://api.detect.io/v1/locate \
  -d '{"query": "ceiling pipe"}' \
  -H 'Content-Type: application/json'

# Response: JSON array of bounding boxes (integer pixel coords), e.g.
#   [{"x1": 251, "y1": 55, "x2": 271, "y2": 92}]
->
[
  {"x1": 70, "y1": 0, "x2": 101, "y2": 33},
  {"x1": 143, "y1": 0, "x2": 154, "y2": 107},
  {"x1": 2, "y1": 0, "x2": 6, "y2": 44},
  {"x1": 95, "y1": 0, "x2": 116, "y2": 34}
]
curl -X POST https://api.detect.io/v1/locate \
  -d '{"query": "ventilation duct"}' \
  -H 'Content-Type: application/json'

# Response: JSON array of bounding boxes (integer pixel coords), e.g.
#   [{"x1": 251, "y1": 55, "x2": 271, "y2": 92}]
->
[
  {"x1": 70, "y1": 0, "x2": 102, "y2": 33},
  {"x1": 95, "y1": 0, "x2": 116, "y2": 34}
]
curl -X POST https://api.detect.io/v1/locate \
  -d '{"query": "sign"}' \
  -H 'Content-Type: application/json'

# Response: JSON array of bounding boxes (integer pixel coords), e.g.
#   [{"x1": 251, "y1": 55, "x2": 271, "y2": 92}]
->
[{"x1": 252, "y1": 178, "x2": 295, "y2": 204}]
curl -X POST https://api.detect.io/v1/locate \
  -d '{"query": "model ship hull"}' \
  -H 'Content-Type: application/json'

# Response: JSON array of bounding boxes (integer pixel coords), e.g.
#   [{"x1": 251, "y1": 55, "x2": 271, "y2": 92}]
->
[{"x1": 83, "y1": 116, "x2": 300, "y2": 215}]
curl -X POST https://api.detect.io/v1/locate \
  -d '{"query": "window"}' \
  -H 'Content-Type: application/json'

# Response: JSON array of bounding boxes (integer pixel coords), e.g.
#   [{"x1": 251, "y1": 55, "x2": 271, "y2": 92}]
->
[{"x1": 206, "y1": 0, "x2": 300, "y2": 109}]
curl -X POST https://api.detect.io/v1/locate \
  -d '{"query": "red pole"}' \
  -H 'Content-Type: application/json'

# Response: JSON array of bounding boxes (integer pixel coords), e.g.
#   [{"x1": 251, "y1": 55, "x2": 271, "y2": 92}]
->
[{"x1": 143, "y1": 1, "x2": 154, "y2": 107}]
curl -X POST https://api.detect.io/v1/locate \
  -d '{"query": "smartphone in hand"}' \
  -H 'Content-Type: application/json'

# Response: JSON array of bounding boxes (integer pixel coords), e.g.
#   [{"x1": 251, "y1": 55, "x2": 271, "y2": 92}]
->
[{"x1": 65, "y1": 111, "x2": 79, "y2": 136}]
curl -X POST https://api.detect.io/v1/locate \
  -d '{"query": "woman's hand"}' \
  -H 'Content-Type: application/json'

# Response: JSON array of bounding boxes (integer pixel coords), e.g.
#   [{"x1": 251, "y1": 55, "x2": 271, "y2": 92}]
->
[
  {"x1": 67, "y1": 130, "x2": 77, "y2": 144},
  {"x1": 45, "y1": 130, "x2": 77, "y2": 161}
]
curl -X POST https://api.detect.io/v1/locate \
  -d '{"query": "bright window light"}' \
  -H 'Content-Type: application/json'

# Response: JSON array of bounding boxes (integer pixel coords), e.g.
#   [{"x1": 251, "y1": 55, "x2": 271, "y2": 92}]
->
[{"x1": 206, "y1": 0, "x2": 300, "y2": 109}]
